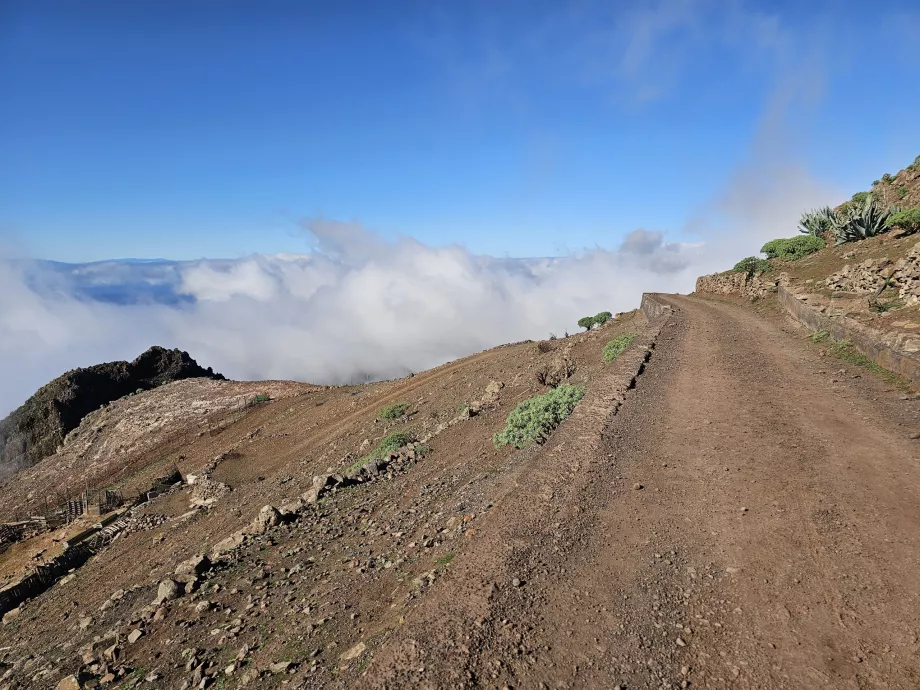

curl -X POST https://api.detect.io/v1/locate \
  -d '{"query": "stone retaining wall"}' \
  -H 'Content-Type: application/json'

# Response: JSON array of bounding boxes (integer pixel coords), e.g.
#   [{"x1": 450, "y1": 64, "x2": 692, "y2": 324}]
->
[
  {"x1": 695, "y1": 270, "x2": 785, "y2": 299},
  {"x1": 641, "y1": 293, "x2": 675, "y2": 322},
  {"x1": 778, "y1": 286, "x2": 920, "y2": 385}
]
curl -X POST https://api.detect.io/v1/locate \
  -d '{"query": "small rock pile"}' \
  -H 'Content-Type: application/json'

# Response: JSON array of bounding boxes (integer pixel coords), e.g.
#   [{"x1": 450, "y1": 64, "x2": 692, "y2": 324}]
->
[
  {"x1": 825, "y1": 242, "x2": 920, "y2": 305},
  {"x1": 120, "y1": 513, "x2": 168, "y2": 536},
  {"x1": 189, "y1": 476, "x2": 231, "y2": 509}
]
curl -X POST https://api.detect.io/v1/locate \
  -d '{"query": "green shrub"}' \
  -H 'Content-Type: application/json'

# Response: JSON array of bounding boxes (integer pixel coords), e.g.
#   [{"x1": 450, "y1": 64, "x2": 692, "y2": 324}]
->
[
  {"x1": 577, "y1": 316, "x2": 595, "y2": 331},
  {"x1": 851, "y1": 191, "x2": 869, "y2": 205},
  {"x1": 250, "y1": 393, "x2": 270, "y2": 405},
  {"x1": 493, "y1": 384, "x2": 585, "y2": 449},
  {"x1": 887, "y1": 207, "x2": 920, "y2": 235},
  {"x1": 603, "y1": 333, "x2": 637, "y2": 363},
  {"x1": 378, "y1": 402, "x2": 409, "y2": 420},
  {"x1": 732, "y1": 257, "x2": 772, "y2": 277},
  {"x1": 909, "y1": 156, "x2": 920, "y2": 171},
  {"x1": 872, "y1": 179, "x2": 880, "y2": 186},
  {"x1": 760, "y1": 235, "x2": 825, "y2": 261},
  {"x1": 810, "y1": 330, "x2": 829, "y2": 343},
  {"x1": 882, "y1": 173, "x2": 894, "y2": 183},
  {"x1": 898, "y1": 186, "x2": 909, "y2": 200},
  {"x1": 369, "y1": 431, "x2": 416, "y2": 459},
  {"x1": 593, "y1": 311, "x2": 613, "y2": 326}
]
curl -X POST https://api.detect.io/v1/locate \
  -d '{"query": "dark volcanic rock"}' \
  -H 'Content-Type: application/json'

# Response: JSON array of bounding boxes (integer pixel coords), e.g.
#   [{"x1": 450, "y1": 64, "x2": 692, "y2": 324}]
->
[{"x1": 0, "y1": 347, "x2": 224, "y2": 476}]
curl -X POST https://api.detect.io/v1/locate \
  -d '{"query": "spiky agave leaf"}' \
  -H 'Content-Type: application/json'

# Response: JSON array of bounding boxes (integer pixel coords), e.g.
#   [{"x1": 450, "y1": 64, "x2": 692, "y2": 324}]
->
[
  {"x1": 833, "y1": 194, "x2": 892, "y2": 245},
  {"x1": 797, "y1": 206, "x2": 836, "y2": 236}
]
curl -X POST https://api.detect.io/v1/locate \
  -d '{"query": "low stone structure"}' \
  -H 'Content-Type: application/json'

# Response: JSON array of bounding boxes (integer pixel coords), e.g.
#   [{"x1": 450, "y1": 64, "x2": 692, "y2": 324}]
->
[
  {"x1": 694, "y1": 270, "x2": 788, "y2": 299},
  {"x1": 778, "y1": 286, "x2": 920, "y2": 384}
]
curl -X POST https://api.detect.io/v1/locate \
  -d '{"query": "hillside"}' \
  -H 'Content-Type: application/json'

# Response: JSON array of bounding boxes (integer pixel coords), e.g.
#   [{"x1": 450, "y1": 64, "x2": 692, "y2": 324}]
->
[
  {"x1": 0, "y1": 347, "x2": 224, "y2": 480},
  {"x1": 696, "y1": 153, "x2": 920, "y2": 377},
  {"x1": 0, "y1": 296, "x2": 917, "y2": 689}
]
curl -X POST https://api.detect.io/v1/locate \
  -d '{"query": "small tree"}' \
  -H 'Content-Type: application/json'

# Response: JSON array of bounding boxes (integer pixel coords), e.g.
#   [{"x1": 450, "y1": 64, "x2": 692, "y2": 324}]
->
[
  {"x1": 593, "y1": 311, "x2": 613, "y2": 326},
  {"x1": 577, "y1": 316, "x2": 595, "y2": 331}
]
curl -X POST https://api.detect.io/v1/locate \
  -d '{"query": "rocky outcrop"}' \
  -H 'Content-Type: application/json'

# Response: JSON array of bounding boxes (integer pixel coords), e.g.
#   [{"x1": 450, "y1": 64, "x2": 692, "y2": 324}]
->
[
  {"x1": 824, "y1": 241, "x2": 920, "y2": 305},
  {"x1": 0, "y1": 346, "x2": 224, "y2": 477},
  {"x1": 695, "y1": 271, "x2": 788, "y2": 299}
]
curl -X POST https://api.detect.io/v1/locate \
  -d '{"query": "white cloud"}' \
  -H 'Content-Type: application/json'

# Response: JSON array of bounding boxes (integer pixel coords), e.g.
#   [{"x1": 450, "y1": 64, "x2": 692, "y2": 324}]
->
[{"x1": 0, "y1": 226, "x2": 703, "y2": 416}]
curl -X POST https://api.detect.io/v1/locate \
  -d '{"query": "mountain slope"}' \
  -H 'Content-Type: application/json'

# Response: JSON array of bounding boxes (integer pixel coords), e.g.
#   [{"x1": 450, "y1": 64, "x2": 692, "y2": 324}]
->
[{"x1": 0, "y1": 347, "x2": 224, "y2": 479}]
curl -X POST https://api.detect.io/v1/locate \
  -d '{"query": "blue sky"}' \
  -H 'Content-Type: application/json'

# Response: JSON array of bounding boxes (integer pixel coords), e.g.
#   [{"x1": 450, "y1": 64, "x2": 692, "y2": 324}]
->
[{"x1": 2, "y1": 0, "x2": 919, "y2": 262}]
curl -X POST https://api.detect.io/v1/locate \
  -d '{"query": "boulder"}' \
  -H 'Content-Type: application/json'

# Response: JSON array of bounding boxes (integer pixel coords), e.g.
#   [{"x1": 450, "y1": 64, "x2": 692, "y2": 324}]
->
[
  {"x1": 154, "y1": 579, "x2": 182, "y2": 605},
  {"x1": 175, "y1": 554, "x2": 212, "y2": 577},
  {"x1": 56, "y1": 676, "x2": 82, "y2": 690},
  {"x1": 246, "y1": 505, "x2": 282, "y2": 535},
  {"x1": 278, "y1": 498, "x2": 305, "y2": 517},
  {"x1": 212, "y1": 530, "x2": 247, "y2": 558}
]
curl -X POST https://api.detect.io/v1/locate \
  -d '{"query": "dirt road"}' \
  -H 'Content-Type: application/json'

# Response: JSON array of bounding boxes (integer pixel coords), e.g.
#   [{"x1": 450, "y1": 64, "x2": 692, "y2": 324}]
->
[{"x1": 367, "y1": 295, "x2": 920, "y2": 689}]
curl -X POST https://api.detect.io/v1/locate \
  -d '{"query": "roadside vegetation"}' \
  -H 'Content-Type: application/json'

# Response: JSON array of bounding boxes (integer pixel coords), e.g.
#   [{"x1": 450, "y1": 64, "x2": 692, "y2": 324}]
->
[
  {"x1": 368, "y1": 430, "x2": 415, "y2": 458},
  {"x1": 732, "y1": 257, "x2": 771, "y2": 277},
  {"x1": 493, "y1": 384, "x2": 585, "y2": 449},
  {"x1": 760, "y1": 235, "x2": 824, "y2": 260},
  {"x1": 378, "y1": 402, "x2": 410, "y2": 420},
  {"x1": 726, "y1": 153, "x2": 919, "y2": 271},
  {"x1": 809, "y1": 330, "x2": 910, "y2": 389},
  {"x1": 603, "y1": 333, "x2": 637, "y2": 363}
]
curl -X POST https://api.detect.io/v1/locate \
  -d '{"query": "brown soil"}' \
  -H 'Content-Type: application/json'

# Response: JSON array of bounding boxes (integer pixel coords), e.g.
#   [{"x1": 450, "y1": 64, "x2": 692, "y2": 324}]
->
[
  {"x1": 2, "y1": 299, "x2": 919, "y2": 689},
  {"x1": 364, "y1": 295, "x2": 920, "y2": 689}
]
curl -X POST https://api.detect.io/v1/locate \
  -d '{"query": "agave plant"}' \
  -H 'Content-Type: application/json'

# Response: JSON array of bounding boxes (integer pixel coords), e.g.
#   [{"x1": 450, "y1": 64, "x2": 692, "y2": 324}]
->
[
  {"x1": 797, "y1": 207, "x2": 837, "y2": 236},
  {"x1": 833, "y1": 194, "x2": 892, "y2": 245}
]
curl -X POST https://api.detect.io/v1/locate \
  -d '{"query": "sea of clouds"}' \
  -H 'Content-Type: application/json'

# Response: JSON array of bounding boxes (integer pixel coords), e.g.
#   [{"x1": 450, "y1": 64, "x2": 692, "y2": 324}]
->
[
  {"x1": 0, "y1": 118, "x2": 843, "y2": 419},
  {"x1": 0, "y1": 221, "x2": 714, "y2": 417}
]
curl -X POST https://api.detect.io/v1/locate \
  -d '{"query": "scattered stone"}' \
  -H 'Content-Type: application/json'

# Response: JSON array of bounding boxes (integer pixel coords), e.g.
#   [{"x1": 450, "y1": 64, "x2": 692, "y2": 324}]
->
[
  {"x1": 56, "y1": 676, "x2": 81, "y2": 690},
  {"x1": 269, "y1": 661, "x2": 294, "y2": 674},
  {"x1": 340, "y1": 642, "x2": 367, "y2": 661},
  {"x1": 633, "y1": 483, "x2": 644, "y2": 491},
  {"x1": 103, "y1": 642, "x2": 120, "y2": 663},
  {"x1": 676, "y1": 637, "x2": 686, "y2": 647},
  {"x1": 212, "y1": 531, "x2": 247, "y2": 558},
  {"x1": 512, "y1": 578, "x2": 522, "y2": 588},
  {"x1": 127, "y1": 628, "x2": 144, "y2": 644}
]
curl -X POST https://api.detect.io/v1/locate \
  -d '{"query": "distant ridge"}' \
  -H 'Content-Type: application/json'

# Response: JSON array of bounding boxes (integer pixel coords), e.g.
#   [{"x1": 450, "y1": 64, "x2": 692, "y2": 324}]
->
[{"x1": 0, "y1": 346, "x2": 224, "y2": 479}]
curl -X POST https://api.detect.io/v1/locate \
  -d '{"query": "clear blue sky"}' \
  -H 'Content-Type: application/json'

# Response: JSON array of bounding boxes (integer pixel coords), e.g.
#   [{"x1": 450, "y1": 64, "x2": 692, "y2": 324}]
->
[{"x1": 2, "y1": 0, "x2": 919, "y2": 262}]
